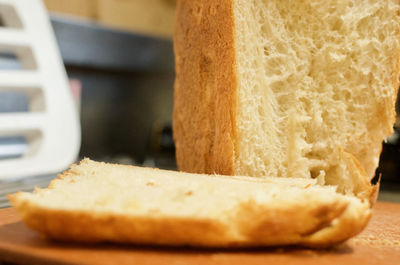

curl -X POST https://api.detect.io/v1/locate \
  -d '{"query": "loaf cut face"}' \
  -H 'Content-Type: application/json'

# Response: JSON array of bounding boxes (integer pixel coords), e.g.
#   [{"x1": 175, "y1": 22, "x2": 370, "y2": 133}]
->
[{"x1": 173, "y1": 0, "x2": 400, "y2": 198}]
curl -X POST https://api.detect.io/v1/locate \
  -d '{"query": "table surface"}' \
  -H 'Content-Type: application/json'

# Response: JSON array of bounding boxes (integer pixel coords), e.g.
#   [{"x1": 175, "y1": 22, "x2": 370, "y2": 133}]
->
[{"x1": 0, "y1": 202, "x2": 399, "y2": 265}]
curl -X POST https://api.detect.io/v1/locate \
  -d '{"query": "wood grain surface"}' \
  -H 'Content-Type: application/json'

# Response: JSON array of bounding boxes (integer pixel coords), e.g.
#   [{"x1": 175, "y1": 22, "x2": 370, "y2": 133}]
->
[{"x1": 0, "y1": 202, "x2": 399, "y2": 265}]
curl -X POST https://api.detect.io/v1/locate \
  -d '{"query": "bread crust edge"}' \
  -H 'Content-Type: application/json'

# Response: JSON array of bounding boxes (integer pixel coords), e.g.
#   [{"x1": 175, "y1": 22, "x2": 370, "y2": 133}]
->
[
  {"x1": 8, "y1": 159, "x2": 373, "y2": 248},
  {"x1": 173, "y1": 0, "x2": 237, "y2": 175}
]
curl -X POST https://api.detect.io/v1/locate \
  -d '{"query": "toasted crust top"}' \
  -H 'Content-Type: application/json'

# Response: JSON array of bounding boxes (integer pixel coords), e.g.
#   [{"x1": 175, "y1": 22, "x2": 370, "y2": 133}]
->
[{"x1": 173, "y1": 0, "x2": 237, "y2": 175}]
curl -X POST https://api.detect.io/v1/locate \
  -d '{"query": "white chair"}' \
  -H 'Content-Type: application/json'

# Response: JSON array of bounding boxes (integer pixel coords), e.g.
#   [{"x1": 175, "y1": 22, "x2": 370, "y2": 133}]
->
[{"x1": 0, "y1": 0, "x2": 80, "y2": 180}]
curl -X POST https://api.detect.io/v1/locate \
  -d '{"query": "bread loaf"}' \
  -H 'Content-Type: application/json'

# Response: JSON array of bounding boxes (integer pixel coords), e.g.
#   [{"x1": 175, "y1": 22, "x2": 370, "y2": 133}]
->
[
  {"x1": 9, "y1": 159, "x2": 371, "y2": 247},
  {"x1": 173, "y1": 0, "x2": 400, "y2": 200}
]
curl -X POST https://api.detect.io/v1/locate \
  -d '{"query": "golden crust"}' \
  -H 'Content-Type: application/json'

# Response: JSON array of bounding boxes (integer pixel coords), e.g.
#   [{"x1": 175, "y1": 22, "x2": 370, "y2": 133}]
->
[
  {"x1": 9, "y1": 194, "x2": 231, "y2": 246},
  {"x1": 8, "y1": 159, "x2": 372, "y2": 248},
  {"x1": 9, "y1": 193, "x2": 371, "y2": 247},
  {"x1": 173, "y1": 0, "x2": 236, "y2": 175},
  {"x1": 236, "y1": 198, "x2": 372, "y2": 248}
]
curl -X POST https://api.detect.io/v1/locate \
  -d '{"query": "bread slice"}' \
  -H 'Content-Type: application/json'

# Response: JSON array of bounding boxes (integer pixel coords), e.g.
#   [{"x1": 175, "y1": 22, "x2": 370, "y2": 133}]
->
[
  {"x1": 10, "y1": 159, "x2": 371, "y2": 247},
  {"x1": 173, "y1": 0, "x2": 400, "y2": 199}
]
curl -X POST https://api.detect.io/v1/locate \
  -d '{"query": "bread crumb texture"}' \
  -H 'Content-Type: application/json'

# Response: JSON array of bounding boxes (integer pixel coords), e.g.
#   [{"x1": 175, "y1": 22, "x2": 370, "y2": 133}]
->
[{"x1": 234, "y1": 0, "x2": 400, "y2": 183}]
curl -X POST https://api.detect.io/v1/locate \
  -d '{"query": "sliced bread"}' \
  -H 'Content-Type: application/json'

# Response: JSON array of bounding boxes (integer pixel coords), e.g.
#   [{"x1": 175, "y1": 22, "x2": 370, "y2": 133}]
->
[
  {"x1": 9, "y1": 159, "x2": 371, "y2": 247},
  {"x1": 173, "y1": 0, "x2": 400, "y2": 200}
]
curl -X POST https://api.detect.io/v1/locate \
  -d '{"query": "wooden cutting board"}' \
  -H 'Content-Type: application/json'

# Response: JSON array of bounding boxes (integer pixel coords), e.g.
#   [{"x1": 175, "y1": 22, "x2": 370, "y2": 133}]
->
[{"x1": 0, "y1": 202, "x2": 399, "y2": 265}]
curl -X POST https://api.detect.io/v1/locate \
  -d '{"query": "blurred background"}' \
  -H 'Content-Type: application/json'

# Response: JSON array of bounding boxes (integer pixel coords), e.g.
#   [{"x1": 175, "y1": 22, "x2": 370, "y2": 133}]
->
[
  {"x1": 1, "y1": 0, "x2": 177, "y2": 168},
  {"x1": 0, "y1": 0, "x2": 399, "y2": 207},
  {"x1": 43, "y1": 0, "x2": 177, "y2": 169}
]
